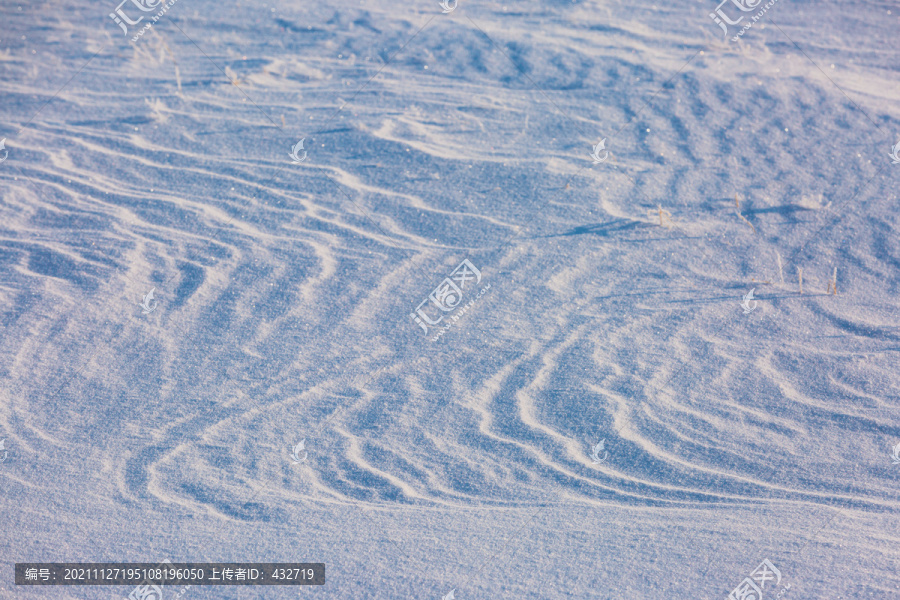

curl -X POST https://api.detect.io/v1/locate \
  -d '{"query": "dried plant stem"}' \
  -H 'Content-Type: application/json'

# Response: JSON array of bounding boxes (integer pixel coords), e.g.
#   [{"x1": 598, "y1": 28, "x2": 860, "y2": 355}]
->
[
  {"x1": 733, "y1": 194, "x2": 754, "y2": 232},
  {"x1": 737, "y1": 212, "x2": 756, "y2": 233},
  {"x1": 654, "y1": 205, "x2": 672, "y2": 229},
  {"x1": 776, "y1": 252, "x2": 784, "y2": 284},
  {"x1": 798, "y1": 267, "x2": 803, "y2": 294},
  {"x1": 157, "y1": 37, "x2": 182, "y2": 95}
]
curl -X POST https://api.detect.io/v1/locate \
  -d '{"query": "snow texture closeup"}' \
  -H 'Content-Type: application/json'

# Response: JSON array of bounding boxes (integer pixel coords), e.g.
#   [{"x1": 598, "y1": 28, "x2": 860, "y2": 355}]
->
[{"x1": 1, "y1": 0, "x2": 899, "y2": 598}]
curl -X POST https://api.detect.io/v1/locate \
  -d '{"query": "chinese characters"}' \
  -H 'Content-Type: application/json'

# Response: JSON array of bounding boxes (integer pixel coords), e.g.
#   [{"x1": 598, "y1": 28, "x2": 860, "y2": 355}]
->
[
  {"x1": 726, "y1": 559, "x2": 788, "y2": 600},
  {"x1": 410, "y1": 259, "x2": 487, "y2": 338}
]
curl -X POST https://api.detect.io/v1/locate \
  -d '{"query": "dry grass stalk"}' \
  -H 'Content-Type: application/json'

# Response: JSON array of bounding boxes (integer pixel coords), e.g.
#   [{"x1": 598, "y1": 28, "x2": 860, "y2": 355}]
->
[
  {"x1": 798, "y1": 267, "x2": 803, "y2": 294},
  {"x1": 737, "y1": 212, "x2": 756, "y2": 232},
  {"x1": 826, "y1": 267, "x2": 838, "y2": 295},
  {"x1": 776, "y1": 252, "x2": 784, "y2": 284},
  {"x1": 734, "y1": 193, "x2": 754, "y2": 232},
  {"x1": 652, "y1": 205, "x2": 673, "y2": 229}
]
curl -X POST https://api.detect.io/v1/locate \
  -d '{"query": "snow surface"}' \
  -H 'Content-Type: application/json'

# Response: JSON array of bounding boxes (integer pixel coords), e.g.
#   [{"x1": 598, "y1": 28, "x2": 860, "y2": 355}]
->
[{"x1": 1, "y1": 0, "x2": 899, "y2": 598}]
